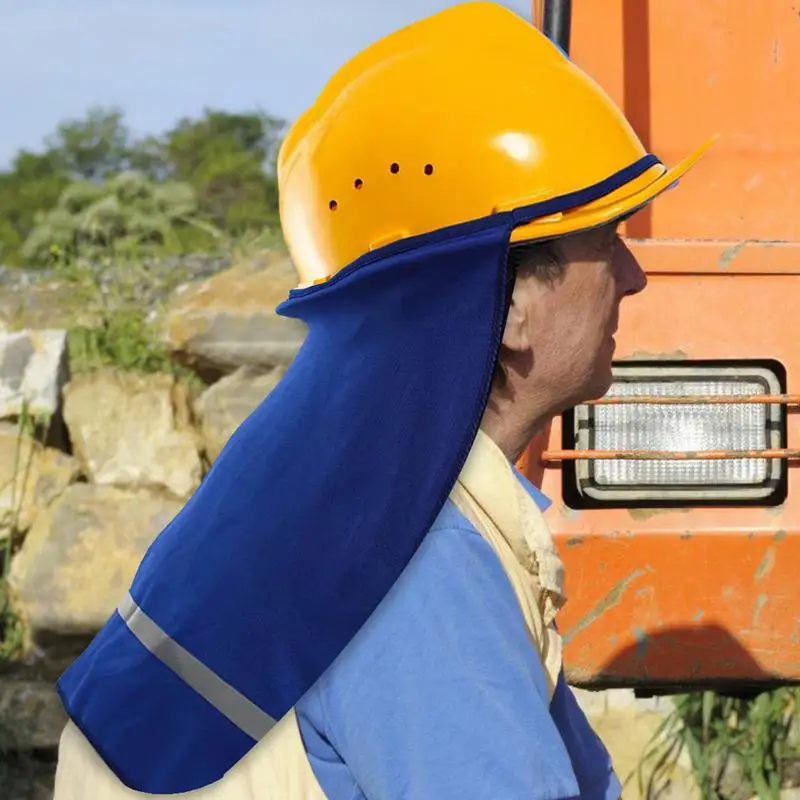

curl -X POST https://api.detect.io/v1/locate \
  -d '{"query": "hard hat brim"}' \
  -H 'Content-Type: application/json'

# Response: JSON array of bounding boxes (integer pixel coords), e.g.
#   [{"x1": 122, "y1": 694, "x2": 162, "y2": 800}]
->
[{"x1": 509, "y1": 135, "x2": 718, "y2": 245}]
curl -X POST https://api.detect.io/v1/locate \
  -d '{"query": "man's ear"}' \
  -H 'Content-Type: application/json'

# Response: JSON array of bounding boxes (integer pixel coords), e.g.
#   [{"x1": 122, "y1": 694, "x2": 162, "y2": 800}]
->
[{"x1": 502, "y1": 280, "x2": 533, "y2": 353}]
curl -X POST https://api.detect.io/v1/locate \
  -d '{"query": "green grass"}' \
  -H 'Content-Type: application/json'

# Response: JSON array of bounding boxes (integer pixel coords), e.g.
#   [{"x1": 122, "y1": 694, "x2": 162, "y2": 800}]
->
[
  {"x1": 0, "y1": 404, "x2": 38, "y2": 663},
  {"x1": 638, "y1": 688, "x2": 800, "y2": 799},
  {"x1": 68, "y1": 311, "x2": 186, "y2": 376},
  {"x1": 51, "y1": 247, "x2": 184, "y2": 376}
]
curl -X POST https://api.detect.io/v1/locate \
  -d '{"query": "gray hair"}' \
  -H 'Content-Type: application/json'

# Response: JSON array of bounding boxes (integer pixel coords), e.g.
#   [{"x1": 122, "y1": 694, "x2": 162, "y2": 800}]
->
[
  {"x1": 493, "y1": 239, "x2": 567, "y2": 388},
  {"x1": 506, "y1": 239, "x2": 567, "y2": 285}
]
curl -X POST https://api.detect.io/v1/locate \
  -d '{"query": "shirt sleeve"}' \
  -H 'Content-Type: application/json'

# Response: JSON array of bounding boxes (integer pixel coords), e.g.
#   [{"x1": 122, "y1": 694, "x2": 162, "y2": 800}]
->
[{"x1": 296, "y1": 522, "x2": 584, "y2": 800}]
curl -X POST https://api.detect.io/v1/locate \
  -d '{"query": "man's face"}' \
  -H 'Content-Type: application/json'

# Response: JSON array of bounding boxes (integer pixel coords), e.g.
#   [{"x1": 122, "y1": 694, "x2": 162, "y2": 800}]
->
[{"x1": 503, "y1": 223, "x2": 647, "y2": 411}]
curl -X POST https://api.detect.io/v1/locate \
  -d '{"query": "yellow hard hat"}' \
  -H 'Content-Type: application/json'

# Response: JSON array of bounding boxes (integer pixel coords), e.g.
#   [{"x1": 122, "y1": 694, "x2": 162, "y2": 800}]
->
[{"x1": 278, "y1": 1, "x2": 712, "y2": 286}]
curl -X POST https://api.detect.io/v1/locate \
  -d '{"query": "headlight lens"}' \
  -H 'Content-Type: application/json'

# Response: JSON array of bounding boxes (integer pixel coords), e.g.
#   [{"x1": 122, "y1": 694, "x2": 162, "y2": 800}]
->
[{"x1": 569, "y1": 363, "x2": 785, "y2": 504}]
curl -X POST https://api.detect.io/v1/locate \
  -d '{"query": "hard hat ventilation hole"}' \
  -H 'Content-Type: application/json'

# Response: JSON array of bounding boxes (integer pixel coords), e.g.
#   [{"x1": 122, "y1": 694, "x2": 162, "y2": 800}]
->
[
  {"x1": 424, "y1": 163, "x2": 434, "y2": 175},
  {"x1": 390, "y1": 162, "x2": 400, "y2": 174},
  {"x1": 354, "y1": 178, "x2": 363, "y2": 189},
  {"x1": 329, "y1": 200, "x2": 338, "y2": 211}
]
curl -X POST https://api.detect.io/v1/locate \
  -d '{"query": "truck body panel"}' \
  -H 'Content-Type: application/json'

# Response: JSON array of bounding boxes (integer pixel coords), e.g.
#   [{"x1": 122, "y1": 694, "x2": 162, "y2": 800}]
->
[{"x1": 523, "y1": 0, "x2": 800, "y2": 690}]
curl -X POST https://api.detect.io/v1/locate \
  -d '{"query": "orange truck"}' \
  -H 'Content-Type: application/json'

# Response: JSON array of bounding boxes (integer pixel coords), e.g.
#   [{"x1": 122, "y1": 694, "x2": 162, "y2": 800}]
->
[{"x1": 520, "y1": 0, "x2": 800, "y2": 694}]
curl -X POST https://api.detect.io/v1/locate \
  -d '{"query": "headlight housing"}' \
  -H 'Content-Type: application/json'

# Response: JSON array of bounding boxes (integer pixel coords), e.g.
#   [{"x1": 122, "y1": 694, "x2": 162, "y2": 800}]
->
[{"x1": 565, "y1": 361, "x2": 786, "y2": 506}]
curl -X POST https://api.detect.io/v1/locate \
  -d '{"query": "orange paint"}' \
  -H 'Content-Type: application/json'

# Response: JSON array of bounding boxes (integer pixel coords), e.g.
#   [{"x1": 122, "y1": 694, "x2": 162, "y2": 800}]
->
[{"x1": 522, "y1": 1, "x2": 800, "y2": 689}]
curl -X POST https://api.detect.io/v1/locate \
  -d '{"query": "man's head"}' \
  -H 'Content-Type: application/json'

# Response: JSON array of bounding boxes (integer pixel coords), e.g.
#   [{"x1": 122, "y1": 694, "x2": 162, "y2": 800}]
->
[
  {"x1": 483, "y1": 222, "x2": 647, "y2": 459},
  {"x1": 277, "y1": 2, "x2": 710, "y2": 457}
]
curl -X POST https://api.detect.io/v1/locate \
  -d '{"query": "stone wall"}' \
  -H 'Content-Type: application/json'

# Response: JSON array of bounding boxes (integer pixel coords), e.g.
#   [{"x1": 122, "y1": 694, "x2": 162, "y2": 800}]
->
[{"x1": 0, "y1": 255, "x2": 305, "y2": 798}]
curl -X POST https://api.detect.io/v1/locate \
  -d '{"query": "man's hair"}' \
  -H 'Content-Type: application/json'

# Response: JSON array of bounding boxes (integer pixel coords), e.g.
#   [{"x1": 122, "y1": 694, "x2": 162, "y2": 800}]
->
[
  {"x1": 494, "y1": 239, "x2": 568, "y2": 388},
  {"x1": 506, "y1": 239, "x2": 567, "y2": 284}
]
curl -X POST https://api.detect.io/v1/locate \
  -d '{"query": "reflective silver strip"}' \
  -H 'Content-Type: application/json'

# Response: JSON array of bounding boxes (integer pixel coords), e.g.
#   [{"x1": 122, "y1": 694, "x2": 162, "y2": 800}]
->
[{"x1": 118, "y1": 592, "x2": 276, "y2": 741}]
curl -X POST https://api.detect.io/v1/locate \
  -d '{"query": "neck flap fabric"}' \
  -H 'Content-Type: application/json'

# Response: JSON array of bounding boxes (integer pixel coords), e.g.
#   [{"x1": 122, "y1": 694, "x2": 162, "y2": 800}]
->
[{"x1": 56, "y1": 214, "x2": 515, "y2": 793}]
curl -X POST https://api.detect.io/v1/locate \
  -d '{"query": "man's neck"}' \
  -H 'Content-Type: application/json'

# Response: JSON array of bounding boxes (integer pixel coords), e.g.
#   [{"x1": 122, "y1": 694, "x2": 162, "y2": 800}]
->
[{"x1": 479, "y1": 391, "x2": 555, "y2": 464}]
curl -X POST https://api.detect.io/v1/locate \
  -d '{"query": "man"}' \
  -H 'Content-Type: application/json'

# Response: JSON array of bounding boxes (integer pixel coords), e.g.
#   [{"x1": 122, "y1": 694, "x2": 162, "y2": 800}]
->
[{"x1": 53, "y1": 3, "x2": 712, "y2": 798}]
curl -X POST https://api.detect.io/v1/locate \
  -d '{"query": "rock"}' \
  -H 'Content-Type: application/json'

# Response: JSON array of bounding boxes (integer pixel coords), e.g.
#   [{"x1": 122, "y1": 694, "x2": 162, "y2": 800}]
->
[
  {"x1": 0, "y1": 425, "x2": 80, "y2": 538},
  {"x1": 9, "y1": 484, "x2": 182, "y2": 638},
  {"x1": 0, "y1": 282, "x2": 90, "y2": 333},
  {"x1": 163, "y1": 255, "x2": 307, "y2": 380},
  {"x1": 713, "y1": 752, "x2": 753, "y2": 800},
  {"x1": 782, "y1": 761, "x2": 800, "y2": 793},
  {"x1": 0, "y1": 680, "x2": 66, "y2": 750},
  {"x1": 194, "y1": 365, "x2": 287, "y2": 461},
  {"x1": 63, "y1": 370, "x2": 201, "y2": 500},
  {"x1": 0, "y1": 330, "x2": 68, "y2": 421}
]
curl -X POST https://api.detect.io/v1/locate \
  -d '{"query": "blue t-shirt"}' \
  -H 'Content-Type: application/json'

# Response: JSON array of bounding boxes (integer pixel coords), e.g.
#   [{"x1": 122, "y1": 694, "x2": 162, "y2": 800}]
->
[{"x1": 295, "y1": 472, "x2": 621, "y2": 799}]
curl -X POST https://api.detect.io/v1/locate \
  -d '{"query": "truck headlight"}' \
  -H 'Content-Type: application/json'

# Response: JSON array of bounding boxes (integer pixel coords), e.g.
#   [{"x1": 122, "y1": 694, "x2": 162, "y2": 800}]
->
[{"x1": 568, "y1": 362, "x2": 786, "y2": 505}]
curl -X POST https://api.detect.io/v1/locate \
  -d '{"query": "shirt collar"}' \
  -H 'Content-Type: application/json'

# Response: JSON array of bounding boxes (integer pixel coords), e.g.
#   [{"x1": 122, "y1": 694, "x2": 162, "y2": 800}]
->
[
  {"x1": 455, "y1": 428, "x2": 566, "y2": 620},
  {"x1": 511, "y1": 464, "x2": 552, "y2": 513}
]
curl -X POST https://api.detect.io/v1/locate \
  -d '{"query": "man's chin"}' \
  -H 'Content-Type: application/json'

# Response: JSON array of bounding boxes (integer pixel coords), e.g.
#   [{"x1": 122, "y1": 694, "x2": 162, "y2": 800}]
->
[
  {"x1": 553, "y1": 362, "x2": 615, "y2": 413},
  {"x1": 582, "y1": 368, "x2": 614, "y2": 404}
]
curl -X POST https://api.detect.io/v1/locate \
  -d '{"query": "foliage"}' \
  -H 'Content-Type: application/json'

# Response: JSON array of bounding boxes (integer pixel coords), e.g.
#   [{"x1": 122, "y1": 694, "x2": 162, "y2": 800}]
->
[
  {"x1": 0, "y1": 106, "x2": 285, "y2": 265},
  {"x1": 158, "y1": 109, "x2": 284, "y2": 236},
  {"x1": 637, "y1": 689, "x2": 800, "y2": 800},
  {"x1": 0, "y1": 151, "x2": 69, "y2": 265},
  {"x1": 68, "y1": 311, "x2": 180, "y2": 377},
  {"x1": 22, "y1": 171, "x2": 211, "y2": 263},
  {"x1": 47, "y1": 246, "x2": 198, "y2": 378},
  {"x1": 44, "y1": 106, "x2": 131, "y2": 181}
]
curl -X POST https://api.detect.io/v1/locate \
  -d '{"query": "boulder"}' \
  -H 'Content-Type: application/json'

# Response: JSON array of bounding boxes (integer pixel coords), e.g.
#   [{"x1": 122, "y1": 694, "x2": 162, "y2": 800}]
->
[
  {"x1": 163, "y1": 255, "x2": 306, "y2": 380},
  {"x1": 0, "y1": 282, "x2": 90, "y2": 332},
  {"x1": 0, "y1": 680, "x2": 66, "y2": 750},
  {"x1": 194, "y1": 366, "x2": 287, "y2": 462},
  {"x1": 0, "y1": 424, "x2": 80, "y2": 539},
  {"x1": 9, "y1": 484, "x2": 182, "y2": 639},
  {"x1": 0, "y1": 330, "x2": 68, "y2": 421},
  {"x1": 63, "y1": 370, "x2": 201, "y2": 500},
  {"x1": 0, "y1": 750, "x2": 59, "y2": 800}
]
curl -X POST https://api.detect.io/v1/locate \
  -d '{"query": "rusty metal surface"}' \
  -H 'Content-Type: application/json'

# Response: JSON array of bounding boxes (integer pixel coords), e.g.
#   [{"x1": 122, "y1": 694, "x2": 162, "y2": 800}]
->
[
  {"x1": 628, "y1": 241, "x2": 800, "y2": 276},
  {"x1": 557, "y1": 530, "x2": 798, "y2": 687}
]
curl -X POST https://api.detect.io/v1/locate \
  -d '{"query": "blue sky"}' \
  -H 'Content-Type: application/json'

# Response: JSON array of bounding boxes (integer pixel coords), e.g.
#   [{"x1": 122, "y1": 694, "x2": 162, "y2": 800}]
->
[{"x1": 0, "y1": 0, "x2": 528, "y2": 167}]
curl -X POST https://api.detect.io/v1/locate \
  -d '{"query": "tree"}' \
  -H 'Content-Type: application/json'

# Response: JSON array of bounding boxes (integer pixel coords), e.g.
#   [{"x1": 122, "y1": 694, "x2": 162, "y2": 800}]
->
[
  {"x1": 127, "y1": 134, "x2": 170, "y2": 181},
  {"x1": 45, "y1": 106, "x2": 132, "y2": 181},
  {"x1": 0, "y1": 106, "x2": 287, "y2": 265},
  {"x1": 0, "y1": 150, "x2": 69, "y2": 265},
  {"x1": 163, "y1": 109, "x2": 284, "y2": 235}
]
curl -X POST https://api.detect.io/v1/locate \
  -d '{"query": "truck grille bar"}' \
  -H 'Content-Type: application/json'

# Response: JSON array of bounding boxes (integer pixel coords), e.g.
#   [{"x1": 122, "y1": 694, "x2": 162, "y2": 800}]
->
[
  {"x1": 542, "y1": 393, "x2": 797, "y2": 463},
  {"x1": 585, "y1": 394, "x2": 800, "y2": 406}
]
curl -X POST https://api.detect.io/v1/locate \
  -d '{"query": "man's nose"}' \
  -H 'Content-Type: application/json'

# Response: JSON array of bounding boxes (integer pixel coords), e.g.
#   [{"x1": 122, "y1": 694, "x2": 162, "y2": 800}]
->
[{"x1": 615, "y1": 237, "x2": 648, "y2": 297}]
